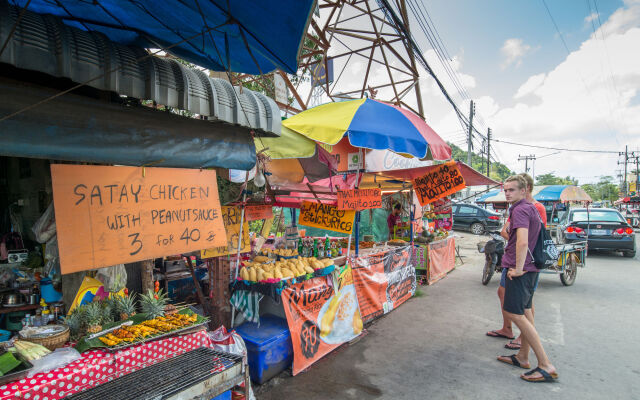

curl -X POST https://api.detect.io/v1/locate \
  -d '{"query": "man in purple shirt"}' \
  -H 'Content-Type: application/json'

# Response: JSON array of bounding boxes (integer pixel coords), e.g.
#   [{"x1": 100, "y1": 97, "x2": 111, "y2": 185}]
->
[{"x1": 496, "y1": 175, "x2": 558, "y2": 382}]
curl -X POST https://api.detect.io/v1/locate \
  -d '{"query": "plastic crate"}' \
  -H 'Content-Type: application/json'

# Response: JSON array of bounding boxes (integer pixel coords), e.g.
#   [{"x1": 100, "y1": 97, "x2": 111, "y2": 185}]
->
[
  {"x1": 235, "y1": 315, "x2": 292, "y2": 384},
  {"x1": 211, "y1": 390, "x2": 231, "y2": 400}
]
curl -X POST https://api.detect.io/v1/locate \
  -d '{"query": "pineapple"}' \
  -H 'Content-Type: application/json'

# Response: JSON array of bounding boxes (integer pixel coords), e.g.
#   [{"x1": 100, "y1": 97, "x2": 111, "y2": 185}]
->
[
  {"x1": 85, "y1": 301, "x2": 103, "y2": 334},
  {"x1": 100, "y1": 299, "x2": 115, "y2": 325},
  {"x1": 116, "y1": 293, "x2": 137, "y2": 320},
  {"x1": 64, "y1": 307, "x2": 86, "y2": 341},
  {"x1": 140, "y1": 289, "x2": 168, "y2": 319}
]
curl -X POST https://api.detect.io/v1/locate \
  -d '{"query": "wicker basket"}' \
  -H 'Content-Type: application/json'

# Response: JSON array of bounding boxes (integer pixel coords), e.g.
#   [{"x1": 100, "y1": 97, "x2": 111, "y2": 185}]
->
[{"x1": 20, "y1": 325, "x2": 70, "y2": 350}]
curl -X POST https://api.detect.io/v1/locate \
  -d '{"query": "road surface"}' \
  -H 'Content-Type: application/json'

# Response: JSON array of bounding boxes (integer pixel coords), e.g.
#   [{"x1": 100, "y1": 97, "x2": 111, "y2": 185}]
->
[{"x1": 257, "y1": 231, "x2": 640, "y2": 400}]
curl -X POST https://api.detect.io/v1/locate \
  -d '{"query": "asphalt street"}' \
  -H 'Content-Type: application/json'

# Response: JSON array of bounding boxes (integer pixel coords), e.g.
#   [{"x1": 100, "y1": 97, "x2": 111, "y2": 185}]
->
[{"x1": 257, "y1": 231, "x2": 640, "y2": 400}]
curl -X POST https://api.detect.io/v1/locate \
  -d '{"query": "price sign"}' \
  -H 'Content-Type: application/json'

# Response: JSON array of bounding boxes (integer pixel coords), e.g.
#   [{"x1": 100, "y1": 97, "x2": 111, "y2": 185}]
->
[
  {"x1": 413, "y1": 161, "x2": 466, "y2": 206},
  {"x1": 200, "y1": 206, "x2": 250, "y2": 258},
  {"x1": 51, "y1": 165, "x2": 226, "y2": 274},
  {"x1": 337, "y1": 188, "x2": 382, "y2": 210},
  {"x1": 299, "y1": 201, "x2": 355, "y2": 234},
  {"x1": 245, "y1": 205, "x2": 273, "y2": 221}
]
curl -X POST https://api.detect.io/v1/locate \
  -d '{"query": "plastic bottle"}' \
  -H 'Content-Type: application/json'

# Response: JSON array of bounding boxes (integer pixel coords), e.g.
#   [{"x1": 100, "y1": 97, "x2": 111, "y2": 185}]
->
[{"x1": 313, "y1": 239, "x2": 318, "y2": 257}]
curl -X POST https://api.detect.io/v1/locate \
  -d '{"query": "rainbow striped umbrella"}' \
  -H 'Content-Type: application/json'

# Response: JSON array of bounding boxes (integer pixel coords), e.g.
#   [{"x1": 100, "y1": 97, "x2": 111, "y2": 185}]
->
[{"x1": 282, "y1": 99, "x2": 451, "y2": 160}]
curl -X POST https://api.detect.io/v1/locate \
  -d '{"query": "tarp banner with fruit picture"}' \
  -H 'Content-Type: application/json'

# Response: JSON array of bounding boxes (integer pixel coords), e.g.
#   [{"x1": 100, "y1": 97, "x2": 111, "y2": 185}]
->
[
  {"x1": 350, "y1": 245, "x2": 416, "y2": 323},
  {"x1": 281, "y1": 270, "x2": 363, "y2": 375}
]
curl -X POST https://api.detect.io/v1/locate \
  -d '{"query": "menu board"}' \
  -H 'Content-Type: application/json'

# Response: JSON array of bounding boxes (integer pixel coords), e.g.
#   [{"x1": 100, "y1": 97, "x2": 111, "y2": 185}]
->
[
  {"x1": 413, "y1": 161, "x2": 465, "y2": 206},
  {"x1": 299, "y1": 201, "x2": 355, "y2": 234},
  {"x1": 200, "y1": 206, "x2": 251, "y2": 258},
  {"x1": 51, "y1": 165, "x2": 226, "y2": 274},
  {"x1": 337, "y1": 189, "x2": 382, "y2": 210}
]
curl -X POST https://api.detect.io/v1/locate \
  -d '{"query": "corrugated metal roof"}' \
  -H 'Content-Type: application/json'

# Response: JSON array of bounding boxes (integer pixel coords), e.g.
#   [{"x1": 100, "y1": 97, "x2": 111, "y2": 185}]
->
[{"x1": 0, "y1": 0, "x2": 281, "y2": 136}]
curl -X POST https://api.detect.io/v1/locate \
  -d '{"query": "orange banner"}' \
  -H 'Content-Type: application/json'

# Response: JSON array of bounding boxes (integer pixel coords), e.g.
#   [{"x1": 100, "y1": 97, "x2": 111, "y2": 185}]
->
[
  {"x1": 200, "y1": 206, "x2": 250, "y2": 258},
  {"x1": 299, "y1": 201, "x2": 355, "y2": 234},
  {"x1": 51, "y1": 165, "x2": 226, "y2": 274},
  {"x1": 351, "y1": 246, "x2": 416, "y2": 323},
  {"x1": 413, "y1": 161, "x2": 466, "y2": 206},
  {"x1": 281, "y1": 275, "x2": 362, "y2": 375},
  {"x1": 427, "y1": 236, "x2": 456, "y2": 285},
  {"x1": 337, "y1": 188, "x2": 382, "y2": 210},
  {"x1": 244, "y1": 205, "x2": 273, "y2": 221}
]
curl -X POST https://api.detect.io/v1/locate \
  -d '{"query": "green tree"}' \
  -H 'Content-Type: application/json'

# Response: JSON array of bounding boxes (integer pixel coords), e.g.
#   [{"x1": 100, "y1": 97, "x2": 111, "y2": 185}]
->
[
  {"x1": 447, "y1": 142, "x2": 514, "y2": 181},
  {"x1": 535, "y1": 172, "x2": 578, "y2": 186},
  {"x1": 581, "y1": 176, "x2": 619, "y2": 202}
]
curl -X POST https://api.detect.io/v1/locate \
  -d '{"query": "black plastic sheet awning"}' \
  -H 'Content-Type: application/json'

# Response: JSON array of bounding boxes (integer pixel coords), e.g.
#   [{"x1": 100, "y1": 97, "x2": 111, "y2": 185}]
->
[{"x1": 0, "y1": 77, "x2": 256, "y2": 170}]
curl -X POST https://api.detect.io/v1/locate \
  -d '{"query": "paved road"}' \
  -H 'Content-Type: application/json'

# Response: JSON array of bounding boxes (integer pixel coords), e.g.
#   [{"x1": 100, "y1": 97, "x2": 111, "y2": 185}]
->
[{"x1": 257, "y1": 231, "x2": 640, "y2": 400}]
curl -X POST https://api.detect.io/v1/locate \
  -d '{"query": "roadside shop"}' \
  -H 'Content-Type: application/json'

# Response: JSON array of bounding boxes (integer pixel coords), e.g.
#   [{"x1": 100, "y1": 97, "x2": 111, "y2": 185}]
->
[{"x1": 0, "y1": 0, "x2": 317, "y2": 397}]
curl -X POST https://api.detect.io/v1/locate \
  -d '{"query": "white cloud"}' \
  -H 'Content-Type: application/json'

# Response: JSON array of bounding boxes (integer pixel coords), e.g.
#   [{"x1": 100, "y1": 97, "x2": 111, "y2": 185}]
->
[
  {"x1": 412, "y1": 1, "x2": 640, "y2": 184},
  {"x1": 514, "y1": 73, "x2": 546, "y2": 99},
  {"x1": 500, "y1": 38, "x2": 532, "y2": 69},
  {"x1": 585, "y1": 12, "x2": 599, "y2": 24}
]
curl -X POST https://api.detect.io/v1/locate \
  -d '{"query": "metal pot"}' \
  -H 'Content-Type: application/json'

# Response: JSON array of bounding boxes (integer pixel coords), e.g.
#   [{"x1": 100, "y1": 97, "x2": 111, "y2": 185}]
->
[
  {"x1": 2, "y1": 293, "x2": 26, "y2": 306},
  {"x1": 27, "y1": 294, "x2": 39, "y2": 305}
]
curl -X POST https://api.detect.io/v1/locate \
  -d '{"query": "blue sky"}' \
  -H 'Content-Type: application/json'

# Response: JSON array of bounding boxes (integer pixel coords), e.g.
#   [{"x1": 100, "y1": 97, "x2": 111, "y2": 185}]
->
[
  {"x1": 418, "y1": 0, "x2": 622, "y2": 106},
  {"x1": 402, "y1": 0, "x2": 640, "y2": 184}
]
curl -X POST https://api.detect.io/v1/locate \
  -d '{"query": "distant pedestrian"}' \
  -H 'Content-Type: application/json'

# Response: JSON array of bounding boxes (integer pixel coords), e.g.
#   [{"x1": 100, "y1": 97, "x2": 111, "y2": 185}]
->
[{"x1": 496, "y1": 175, "x2": 557, "y2": 382}]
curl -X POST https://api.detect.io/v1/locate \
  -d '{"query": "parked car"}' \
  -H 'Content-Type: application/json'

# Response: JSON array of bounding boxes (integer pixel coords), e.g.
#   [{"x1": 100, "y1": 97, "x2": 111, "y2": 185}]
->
[
  {"x1": 452, "y1": 203, "x2": 502, "y2": 235},
  {"x1": 556, "y1": 208, "x2": 636, "y2": 257}
]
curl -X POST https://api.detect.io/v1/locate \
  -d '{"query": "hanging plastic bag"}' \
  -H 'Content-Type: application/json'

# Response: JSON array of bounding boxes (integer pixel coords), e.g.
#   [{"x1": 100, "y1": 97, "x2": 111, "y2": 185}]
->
[
  {"x1": 95, "y1": 264, "x2": 127, "y2": 292},
  {"x1": 32, "y1": 203, "x2": 56, "y2": 244},
  {"x1": 208, "y1": 325, "x2": 247, "y2": 358}
]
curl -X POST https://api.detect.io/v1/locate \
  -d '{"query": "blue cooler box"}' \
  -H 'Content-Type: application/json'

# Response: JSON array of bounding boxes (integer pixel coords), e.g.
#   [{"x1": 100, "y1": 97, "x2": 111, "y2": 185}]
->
[{"x1": 235, "y1": 315, "x2": 293, "y2": 384}]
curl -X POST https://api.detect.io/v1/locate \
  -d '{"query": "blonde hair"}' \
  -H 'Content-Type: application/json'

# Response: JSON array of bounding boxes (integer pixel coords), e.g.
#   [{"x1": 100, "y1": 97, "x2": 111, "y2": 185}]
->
[
  {"x1": 505, "y1": 175, "x2": 527, "y2": 190},
  {"x1": 518, "y1": 173, "x2": 534, "y2": 192}
]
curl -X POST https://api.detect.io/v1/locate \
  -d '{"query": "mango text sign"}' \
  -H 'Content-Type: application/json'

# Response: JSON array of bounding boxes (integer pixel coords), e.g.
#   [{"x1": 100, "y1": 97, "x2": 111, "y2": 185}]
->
[
  {"x1": 299, "y1": 201, "x2": 355, "y2": 234},
  {"x1": 51, "y1": 165, "x2": 226, "y2": 274},
  {"x1": 337, "y1": 189, "x2": 382, "y2": 211},
  {"x1": 413, "y1": 161, "x2": 466, "y2": 206}
]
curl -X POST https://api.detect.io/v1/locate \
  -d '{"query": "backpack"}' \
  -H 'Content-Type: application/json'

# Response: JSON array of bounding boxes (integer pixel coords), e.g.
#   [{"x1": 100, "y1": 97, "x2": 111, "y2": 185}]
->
[{"x1": 528, "y1": 213, "x2": 558, "y2": 270}]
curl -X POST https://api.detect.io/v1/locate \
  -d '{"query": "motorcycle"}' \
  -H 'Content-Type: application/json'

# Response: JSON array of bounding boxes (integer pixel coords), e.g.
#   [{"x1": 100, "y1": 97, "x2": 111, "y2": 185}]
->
[{"x1": 477, "y1": 231, "x2": 505, "y2": 285}]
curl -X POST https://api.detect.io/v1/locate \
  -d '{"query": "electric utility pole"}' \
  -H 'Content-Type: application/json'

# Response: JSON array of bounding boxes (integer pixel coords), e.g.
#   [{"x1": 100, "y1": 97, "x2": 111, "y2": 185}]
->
[
  {"x1": 619, "y1": 146, "x2": 629, "y2": 196},
  {"x1": 486, "y1": 128, "x2": 491, "y2": 176},
  {"x1": 518, "y1": 154, "x2": 536, "y2": 174},
  {"x1": 467, "y1": 100, "x2": 475, "y2": 168},
  {"x1": 466, "y1": 100, "x2": 475, "y2": 197}
]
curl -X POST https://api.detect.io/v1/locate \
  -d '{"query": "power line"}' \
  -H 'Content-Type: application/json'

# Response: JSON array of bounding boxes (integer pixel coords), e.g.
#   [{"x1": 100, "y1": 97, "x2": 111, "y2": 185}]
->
[{"x1": 492, "y1": 138, "x2": 619, "y2": 153}]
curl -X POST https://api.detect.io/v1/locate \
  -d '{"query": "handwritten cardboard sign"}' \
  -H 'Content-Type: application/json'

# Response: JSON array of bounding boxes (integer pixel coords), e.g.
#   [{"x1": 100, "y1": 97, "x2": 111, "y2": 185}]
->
[
  {"x1": 200, "y1": 206, "x2": 250, "y2": 258},
  {"x1": 245, "y1": 205, "x2": 273, "y2": 221},
  {"x1": 299, "y1": 201, "x2": 355, "y2": 234},
  {"x1": 337, "y1": 189, "x2": 382, "y2": 210},
  {"x1": 413, "y1": 161, "x2": 466, "y2": 206},
  {"x1": 51, "y1": 165, "x2": 226, "y2": 274}
]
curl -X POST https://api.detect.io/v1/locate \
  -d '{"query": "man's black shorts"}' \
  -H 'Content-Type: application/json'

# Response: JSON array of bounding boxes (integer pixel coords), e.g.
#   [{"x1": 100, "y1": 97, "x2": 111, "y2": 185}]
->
[{"x1": 503, "y1": 270, "x2": 540, "y2": 315}]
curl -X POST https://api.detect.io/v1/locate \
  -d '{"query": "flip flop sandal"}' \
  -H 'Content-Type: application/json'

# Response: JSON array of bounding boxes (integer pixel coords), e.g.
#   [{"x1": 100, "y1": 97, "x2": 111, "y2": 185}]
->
[
  {"x1": 504, "y1": 341, "x2": 521, "y2": 350},
  {"x1": 521, "y1": 367, "x2": 559, "y2": 382},
  {"x1": 497, "y1": 355, "x2": 531, "y2": 369},
  {"x1": 486, "y1": 331, "x2": 515, "y2": 340}
]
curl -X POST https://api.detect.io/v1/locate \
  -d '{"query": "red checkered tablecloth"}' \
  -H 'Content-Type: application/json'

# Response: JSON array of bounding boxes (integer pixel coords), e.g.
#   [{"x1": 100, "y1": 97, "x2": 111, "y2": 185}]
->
[{"x1": 0, "y1": 330, "x2": 213, "y2": 399}]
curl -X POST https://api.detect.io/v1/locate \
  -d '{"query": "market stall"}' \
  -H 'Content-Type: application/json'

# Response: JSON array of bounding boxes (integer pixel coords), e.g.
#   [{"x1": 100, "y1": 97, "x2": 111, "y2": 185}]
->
[{"x1": 0, "y1": 0, "x2": 324, "y2": 395}]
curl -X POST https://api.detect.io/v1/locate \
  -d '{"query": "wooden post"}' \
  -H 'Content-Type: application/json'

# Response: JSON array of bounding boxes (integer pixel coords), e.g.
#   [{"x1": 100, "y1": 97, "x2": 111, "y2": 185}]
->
[
  {"x1": 140, "y1": 259, "x2": 155, "y2": 293},
  {"x1": 185, "y1": 255, "x2": 213, "y2": 324}
]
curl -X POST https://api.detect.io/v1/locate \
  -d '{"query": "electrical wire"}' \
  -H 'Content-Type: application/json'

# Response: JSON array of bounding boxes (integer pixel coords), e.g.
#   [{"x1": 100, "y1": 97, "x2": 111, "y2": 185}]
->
[{"x1": 491, "y1": 138, "x2": 619, "y2": 153}]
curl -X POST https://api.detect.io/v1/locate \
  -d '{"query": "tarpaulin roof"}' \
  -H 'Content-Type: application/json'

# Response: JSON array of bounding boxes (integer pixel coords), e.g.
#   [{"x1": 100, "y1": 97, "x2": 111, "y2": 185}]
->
[
  {"x1": 536, "y1": 185, "x2": 592, "y2": 202},
  {"x1": 371, "y1": 162, "x2": 500, "y2": 187},
  {"x1": 477, "y1": 185, "x2": 593, "y2": 204},
  {"x1": 14, "y1": 0, "x2": 316, "y2": 74}
]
